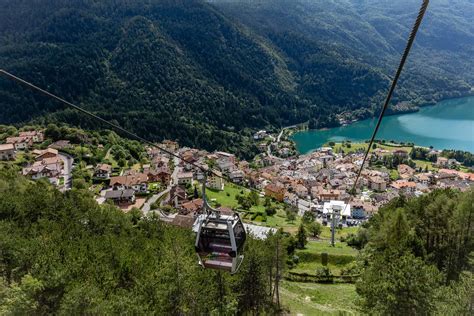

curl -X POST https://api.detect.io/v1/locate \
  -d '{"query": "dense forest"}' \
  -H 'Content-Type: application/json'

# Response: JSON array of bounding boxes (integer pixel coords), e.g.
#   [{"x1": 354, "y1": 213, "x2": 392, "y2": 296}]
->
[
  {"x1": 354, "y1": 189, "x2": 473, "y2": 314},
  {"x1": 0, "y1": 165, "x2": 472, "y2": 314},
  {"x1": 0, "y1": 0, "x2": 472, "y2": 154},
  {"x1": 0, "y1": 167, "x2": 289, "y2": 314}
]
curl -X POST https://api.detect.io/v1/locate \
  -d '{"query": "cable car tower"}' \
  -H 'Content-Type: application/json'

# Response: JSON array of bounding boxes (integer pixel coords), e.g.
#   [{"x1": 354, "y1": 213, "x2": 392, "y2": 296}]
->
[{"x1": 194, "y1": 170, "x2": 246, "y2": 274}]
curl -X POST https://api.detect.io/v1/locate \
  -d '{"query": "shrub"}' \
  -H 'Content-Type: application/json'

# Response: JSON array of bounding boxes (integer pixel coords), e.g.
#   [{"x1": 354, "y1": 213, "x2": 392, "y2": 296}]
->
[{"x1": 321, "y1": 252, "x2": 328, "y2": 266}]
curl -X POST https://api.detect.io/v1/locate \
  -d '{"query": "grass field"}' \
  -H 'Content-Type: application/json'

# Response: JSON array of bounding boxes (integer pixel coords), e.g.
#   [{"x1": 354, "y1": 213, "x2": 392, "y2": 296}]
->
[
  {"x1": 329, "y1": 142, "x2": 412, "y2": 155},
  {"x1": 300, "y1": 240, "x2": 358, "y2": 256},
  {"x1": 292, "y1": 240, "x2": 358, "y2": 275},
  {"x1": 205, "y1": 184, "x2": 248, "y2": 209},
  {"x1": 281, "y1": 281, "x2": 358, "y2": 315},
  {"x1": 205, "y1": 184, "x2": 302, "y2": 232},
  {"x1": 319, "y1": 226, "x2": 359, "y2": 240},
  {"x1": 413, "y1": 159, "x2": 438, "y2": 171},
  {"x1": 252, "y1": 209, "x2": 302, "y2": 233}
]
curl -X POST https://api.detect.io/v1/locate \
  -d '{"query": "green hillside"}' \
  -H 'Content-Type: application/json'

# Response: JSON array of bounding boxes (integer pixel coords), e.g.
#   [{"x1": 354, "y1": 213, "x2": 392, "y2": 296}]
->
[{"x1": 214, "y1": 0, "x2": 473, "y2": 107}]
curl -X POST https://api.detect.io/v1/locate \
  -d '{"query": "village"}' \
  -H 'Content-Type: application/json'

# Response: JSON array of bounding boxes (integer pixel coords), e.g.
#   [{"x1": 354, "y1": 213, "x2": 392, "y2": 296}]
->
[{"x1": 1, "y1": 126, "x2": 473, "y2": 233}]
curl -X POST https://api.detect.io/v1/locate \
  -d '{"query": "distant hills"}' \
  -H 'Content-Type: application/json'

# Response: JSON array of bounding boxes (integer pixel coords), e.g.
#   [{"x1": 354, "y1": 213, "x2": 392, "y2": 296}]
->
[{"x1": 0, "y1": 0, "x2": 472, "y2": 155}]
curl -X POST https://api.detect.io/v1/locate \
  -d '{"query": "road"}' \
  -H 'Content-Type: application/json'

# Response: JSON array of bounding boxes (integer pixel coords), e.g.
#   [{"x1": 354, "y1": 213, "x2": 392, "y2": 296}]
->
[
  {"x1": 267, "y1": 124, "x2": 301, "y2": 160},
  {"x1": 58, "y1": 152, "x2": 73, "y2": 191},
  {"x1": 141, "y1": 187, "x2": 171, "y2": 214},
  {"x1": 171, "y1": 155, "x2": 180, "y2": 184},
  {"x1": 142, "y1": 155, "x2": 181, "y2": 215}
]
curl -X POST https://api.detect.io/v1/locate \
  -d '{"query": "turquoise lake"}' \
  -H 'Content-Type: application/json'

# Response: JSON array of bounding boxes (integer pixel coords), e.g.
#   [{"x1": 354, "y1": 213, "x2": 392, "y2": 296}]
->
[{"x1": 291, "y1": 96, "x2": 474, "y2": 154}]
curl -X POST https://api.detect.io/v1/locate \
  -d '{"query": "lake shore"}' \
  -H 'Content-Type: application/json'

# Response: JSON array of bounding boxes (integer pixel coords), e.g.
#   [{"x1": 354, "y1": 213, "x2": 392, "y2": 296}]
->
[{"x1": 291, "y1": 96, "x2": 474, "y2": 154}]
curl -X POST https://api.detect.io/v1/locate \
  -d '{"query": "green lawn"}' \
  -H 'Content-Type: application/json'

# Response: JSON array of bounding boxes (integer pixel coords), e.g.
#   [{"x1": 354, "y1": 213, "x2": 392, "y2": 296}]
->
[
  {"x1": 389, "y1": 169, "x2": 399, "y2": 180},
  {"x1": 104, "y1": 147, "x2": 119, "y2": 168},
  {"x1": 459, "y1": 165, "x2": 472, "y2": 173},
  {"x1": 329, "y1": 142, "x2": 412, "y2": 155},
  {"x1": 319, "y1": 226, "x2": 359, "y2": 240},
  {"x1": 250, "y1": 209, "x2": 302, "y2": 233},
  {"x1": 300, "y1": 240, "x2": 358, "y2": 256},
  {"x1": 330, "y1": 142, "x2": 368, "y2": 154},
  {"x1": 413, "y1": 159, "x2": 438, "y2": 171},
  {"x1": 205, "y1": 184, "x2": 302, "y2": 232},
  {"x1": 205, "y1": 184, "x2": 245, "y2": 209},
  {"x1": 281, "y1": 281, "x2": 358, "y2": 315},
  {"x1": 293, "y1": 240, "x2": 358, "y2": 276},
  {"x1": 148, "y1": 182, "x2": 164, "y2": 193}
]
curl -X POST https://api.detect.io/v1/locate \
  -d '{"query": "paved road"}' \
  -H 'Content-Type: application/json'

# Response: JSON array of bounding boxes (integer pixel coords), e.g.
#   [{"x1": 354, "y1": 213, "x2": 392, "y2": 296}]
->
[
  {"x1": 171, "y1": 155, "x2": 180, "y2": 184},
  {"x1": 58, "y1": 152, "x2": 73, "y2": 191},
  {"x1": 267, "y1": 124, "x2": 300, "y2": 160},
  {"x1": 142, "y1": 187, "x2": 171, "y2": 214},
  {"x1": 142, "y1": 155, "x2": 181, "y2": 214}
]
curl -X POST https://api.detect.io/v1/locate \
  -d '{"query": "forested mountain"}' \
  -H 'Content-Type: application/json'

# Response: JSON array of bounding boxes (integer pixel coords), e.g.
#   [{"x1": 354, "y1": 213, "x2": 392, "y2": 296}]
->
[
  {"x1": 213, "y1": 0, "x2": 473, "y2": 107},
  {"x1": 0, "y1": 0, "x2": 472, "y2": 154}
]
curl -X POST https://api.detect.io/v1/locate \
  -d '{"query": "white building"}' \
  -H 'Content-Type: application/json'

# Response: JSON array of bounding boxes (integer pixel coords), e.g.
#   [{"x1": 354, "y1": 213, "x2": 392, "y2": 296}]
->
[
  {"x1": 177, "y1": 171, "x2": 194, "y2": 185},
  {"x1": 208, "y1": 170, "x2": 225, "y2": 191},
  {"x1": 0, "y1": 144, "x2": 15, "y2": 160},
  {"x1": 322, "y1": 200, "x2": 351, "y2": 217},
  {"x1": 297, "y1": 198, "x2": 311, "y2": 216}
]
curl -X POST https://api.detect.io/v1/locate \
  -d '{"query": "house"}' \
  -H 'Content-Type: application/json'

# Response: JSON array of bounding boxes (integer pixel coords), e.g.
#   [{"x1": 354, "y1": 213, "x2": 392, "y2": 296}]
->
[
  {"x1": 253, "y1": 130, "x2": 267, "y2": 140},
  {"x1": 162, "y1": 140, "x2": 179, "y2": 153},
  {"x1": 151, "y1": 155, "x2": 169, "y2": 168},
  {"x1": 229, "y1": 169, "x2": 245, "y2": 183},
  {"x1": 295, "y1": 184, "x2": 309, "y2": 198},
  {"x1": 177, "y1": 171, "x2": 194, "y2": 185},
  {"x1": 436, "y1": 157, "x2": 449, "y2": 168},
  {"x1": 329, "y1": 178, "x2": 344, "y2": 189},
  {"x1": 6, "y1": 136, "x2": 33, "y2": 150},
  {"x1": 217, "y1": 159, "x2": 235, "y2": 173},
  {"x1": 320, "y1": 155, "x2": 334, "y2": 168},
  {"x1": 313, "y1": 187, "x2": 341, "y2": 202},
  {"x1": 415, "y1": 173, "x2": 433, "y2": 185},
  {"x1": 110, "y1": 173, "x2": 148, "y2": 193},
  {"x1": 351, "y1": 204, "x2": 366, "y2": 219},
  {"x1": 215, "y1": 151, "x2": 236, "y2": 165},
  {"x1": 0, "y1": 144, "x2": 15, "y2": 160},
  {"x1": 105, "y1": 189, "x2": 136, "y2": 205},
  {"x1": 448, "y1": 158, "x2": 459, "y2": 166},
  {"x1": 351, "y1": 202, "x2": 377, "y2": 219},
  {"x1": 391, "y1": 180, "x2": 417, "y2": 192},
  {"x1": 171, "y1": 214, "x2": 195, "y2": 229},
  {"x1": 398, "y1": 164, "x2": 415, "y2": 179},
  {"x1": 49, "y1": 140, "x2": 71, "y2": 150},
  {"x1": 180, "y1": 198, "x2": 203, "y2": 214},
  {"x1": 208, "y1": 170, "x2": 225, "y2": 191},
  {"x1": 438, "y1": 169, "x2": 474, "y2": 182},
  {"x1": 297, "y1": 199, "x2": 311, "y2": 216},
  {"x1": 264, "y1": 184, "x2": 285, "y2": 202},
  {"x1": 169, "y1": 185, "x2": 188, "y2": 208},
  {"x1": 369, "y1": 176, "x2": 387, "y2": 192},
  {"x1": 34, "y1": 148, "x2": 59, "y2": 160},
  {"x1": 22, "y1": 159, "x2": 63, "y2": 182},
  {"x1": 94, "y1": 164, "x2": 112, "y2": 179},
  {"x1": 19, "y1": 130, "x2": 44, "y2": 143},
  {"x1": 393, "y1": 149, "x2": 408, "y2": 159},
  {"x1": 148, "y1": 167, "x2": 171, "y2": 184},
  {"x1": 284, "y1": 192, "x2": 298, "y2": 206}
]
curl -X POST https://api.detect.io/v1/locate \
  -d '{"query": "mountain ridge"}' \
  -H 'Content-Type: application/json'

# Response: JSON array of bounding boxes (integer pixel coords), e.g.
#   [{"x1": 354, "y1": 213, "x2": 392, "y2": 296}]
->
[{"x1": 0, "y1": 0, "x2": 472, "y2": 155}]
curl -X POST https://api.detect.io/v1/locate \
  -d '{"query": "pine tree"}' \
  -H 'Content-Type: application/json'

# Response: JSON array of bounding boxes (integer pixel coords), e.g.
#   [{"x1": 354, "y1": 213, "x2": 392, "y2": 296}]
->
[{"x1": 296, "y1": 223, "x2": 307, "y2": 249}]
